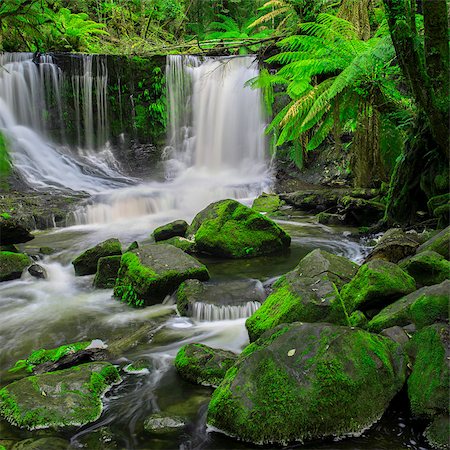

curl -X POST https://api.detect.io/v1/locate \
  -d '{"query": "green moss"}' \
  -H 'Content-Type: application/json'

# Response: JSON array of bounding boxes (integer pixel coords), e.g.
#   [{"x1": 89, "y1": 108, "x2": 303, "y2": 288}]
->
[
  {"x1": 157, "y1": 236, "x2": 196, "y2": 253},
  {"x1": 348, "y1": 310, "x2": 368, "y2": 328},
  {"x1": 400, "y1": 251, "x2": 450, "y2": 286},
  {"x1": 93, "y1": 255, "x2": 121, "y2": 289},
  {"x1": 252, "y1": 194, "x2": 283, "y2": 213},
  {"x1": 0, "y1": 251, "x2": 30, "y2": 282},
  {"x1": 424, "y1": 415, "x2": 450, "y2": 450}
]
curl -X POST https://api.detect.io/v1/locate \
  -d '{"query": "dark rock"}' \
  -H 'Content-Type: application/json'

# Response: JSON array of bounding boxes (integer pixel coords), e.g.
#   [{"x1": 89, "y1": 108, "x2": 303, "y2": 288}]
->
[
  {"x1": 0, "y1": 251, "x2": 30, "y2": 282},
  {"x1": 316, "y1": 212, "x2": 345, "y2": 225},
  {"x1": 72, "y1": 238, "x2": 122, "y2": 276},
  {"x1": 174, "y1": 343, "x2": 237, "y2": 387},
  {"x1": 114, "y1": 244, "x2": 209, "y2": 307},
  {"x1": 207, "y1": 322, "x2": 407, "y2": 445},
  {"x1": 417, "y1": 226, "x2": 450, "y2": 259},
  {"x1": 366, "y1": 228, "x2": 419, "y2": 263},
  {"x1": 10, "y1": 438, "x2": 71, "y2": 450},
  {"x1": 0, "y1": 244, "x2": 19, "y2": 253},
  {"x1": 400, "y1": 251, "x2": 450, "y2": 286},
  {"x1": 0, "y1": 214, "x2": 34, "y2": 245},
  {"x1": 153, "y1": 220, "x2": 188, "y2": 242},
  {"x1": 28, "y1": 264, "x2": 47, "y2": 279},
  {"x1": 144, "y1": 413, "x2": 185, "y2": 435},
  {"x1": 340, "y1": 196, "x2": 385, "y2": 226},
  {"x1": 93, "y1": 255, "x2": 121, "y2": 289},
  {"x1": 424, "y1": 414, "x2": 450, "y2": 450},
  {"x1": 126, "y1": 241, "x2": 139, "y2": 252},
  {"x1": 380, "y1": 326, "x2": 410, "y2": 346},
  {"x1": 281, "y1": 189, "x2": 341, "y2": 212}
]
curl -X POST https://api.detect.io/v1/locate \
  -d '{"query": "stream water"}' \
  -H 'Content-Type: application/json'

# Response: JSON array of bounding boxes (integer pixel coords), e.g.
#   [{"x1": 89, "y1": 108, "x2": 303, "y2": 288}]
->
[{"x1": 0, "y1": 54, "x2": 429, "y2": 449}]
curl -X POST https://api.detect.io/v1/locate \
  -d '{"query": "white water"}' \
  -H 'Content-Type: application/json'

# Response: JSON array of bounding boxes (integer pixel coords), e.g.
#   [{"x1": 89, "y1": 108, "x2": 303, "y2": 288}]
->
[{"x1": 192, "y1": 301, "x2": 262, "y2": 321}]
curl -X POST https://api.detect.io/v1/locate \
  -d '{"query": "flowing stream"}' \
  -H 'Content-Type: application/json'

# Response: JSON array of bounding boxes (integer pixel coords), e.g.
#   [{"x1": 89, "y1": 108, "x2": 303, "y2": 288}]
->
[{"x1": 0, "y1": 54, "x2": 428, "y2": 449}]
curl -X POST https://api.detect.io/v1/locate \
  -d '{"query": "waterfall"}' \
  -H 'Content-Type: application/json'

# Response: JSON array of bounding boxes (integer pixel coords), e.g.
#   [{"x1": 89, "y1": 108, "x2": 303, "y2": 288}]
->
[{"x1": 191, "y1": 301, "x2": 262, "y2": 321}]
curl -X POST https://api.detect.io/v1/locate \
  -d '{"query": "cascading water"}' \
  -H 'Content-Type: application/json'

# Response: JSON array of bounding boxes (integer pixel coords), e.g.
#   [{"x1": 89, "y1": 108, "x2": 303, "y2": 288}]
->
[{"x1": 192, "y1": 301, "x2": 262, "y2": 321}]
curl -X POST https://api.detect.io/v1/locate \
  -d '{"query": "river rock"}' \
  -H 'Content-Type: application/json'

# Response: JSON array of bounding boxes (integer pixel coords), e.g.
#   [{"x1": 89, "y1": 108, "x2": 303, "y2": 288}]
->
[
  {"x1": 246, "y1": 249, "x2": 358, "y2": 341},
  {"x1": 316, "y1": 212, "x2": 345, "y2": 225},
  {"x1": 72, "y1": 238, "x2": 122, "y2": 276},
  {"x1": 28, "y1": 264, "x2": 47, "y2": 279},
  {"x1": 424, "y1": 415, "x2": 450, "y2": 450},
  {"x1": 144, "y1": 413, "x2": 185, "y2": 435},
  {"x1": 0, "y1": 362, "x2": 120, "y2": 430},
  {"x1": 365, "y1": 228, "x2": 419, "y2": 263},
  {"x1": 157, "y1": 236, "x2": 196, "y2": 253},
  {"x1": 252, "y1": 193, "x2": 283, "y2": 213},
  {"x1": 93, "y1": 255, "x2": 121, "y2": 288},
  {"x1": 339, "y1": 196, "x2": 385, "y2": 226},
  {"x1": 400, "y1": 251, "x2": 450, "y2": 287},
  {"x1": 0, "y1": 244, "x2": 19, "y2": 253},
  {"x1": 113, "y1": 244, "x2": 209, "y2": 307},
  {"x1": 189, "y1": 199, "x2": 290, "y2": 258},
  {"x1": 0, "y1": 214, "x2": 34, "y2": 245},
  {"x1": 281, "y1": 189, "x2": 341, "y2": 212},
  {"x1": 0, "y1": 251, "x2": 30, "y2": 282},
  {"x1": 417, "y1": 226, "x2": 450, "y2": 259},
  {"x1": 176, "y1": 279, "x2": 266, "y2": 317},
  {"x1": 9, "y1": 438, "x2": 71, "y2": 450},
  {"x1": 174, "y1": 343, "x2": 237, "y2": 387},
  {"x1": 340, "y1": 260, "x2": 416, "y2": 313},
  {"x1": 207, "y1": 322, "x2": 407, "y2": 445},
  {"x1": 152, "y1": 220, "x2": 188, "y2": 242}
]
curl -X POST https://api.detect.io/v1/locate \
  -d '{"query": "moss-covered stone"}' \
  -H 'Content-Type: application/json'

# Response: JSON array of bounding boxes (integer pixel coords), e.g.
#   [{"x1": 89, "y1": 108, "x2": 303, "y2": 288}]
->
[
  {"x1": 366, "y1": 228, "x2": 419, "y2": 263},
  {"x1": 143, "y1": 413, "x2": 185, "y2": 435},
  {"x1": 406, "y1": 324, "x2": 449, "y2": 419},
  {"x1": 339, "y1": 196, "x2": 385, "y2": 226},
  {"x1": 348, "y1": 310, "x2": 368, "y2": 328},
  {"x1": 113, "y1": 244, "x2": 209, "y2": 307},
  {"x1": 0, "y1": 244, "x2": 19, "y2": 253},
  {"x1": 152, "y1": 220, "x2": 188, "y2": 242},
  {"x1": 9, "y1": 438, "x2": 70, "y2": 450},
  {"x1": 367, "y1": 281, "x2": 449, "y2": 333},
  {"x1": 0, "y1": 215, "x2": 34, "y2": 245},
  {"x1": 174, "y1": 343, "x2": 237, "y2": 387},
  {"x1": 93, "y1": 255, "x2": 122, "y2": 289},
  {"x1": 417, "y1": 226, "x2": 450, "y2": 260},
  {"x1": 424, "y1": 415, "x2": 450, "y2": 450},
  {"x1": 0, "y1": 251, "x2": 30, "y2": 282},
  {"x1": 156, "y1": 236, "x2": 196, "y2": 253},
  {"x1": 126, "y1": 241, "x2": 139, "y2": 252},
  {"x1": 400, "y1": 251, "x2": 450, "y2": 286},
  {"x1": 189, "y1": 199, "x2": 290, "y2": 258},
  {"x1": 39, "y1": 246, "x2": 55, "y2": 255},
  {"x1": 207, "y1": 322, "x2": 407, "y2": 445},
  {"x1": 72, "y1": 238, "x2": 122, "y2": 276},
  {"x1": 245, "y1": 249, "x2": 358, "y2": 341},
  {"x1": 252, "y1": 193, "x2": 283, "y2": 213},
  {"x1": 0, "y1": 362, "x2": 120, "y2": 430},
  {"x1": 340, "y1": 260, "x2": 416, "y2": 313},
  {"x1": 316, "y1": 212, "x2": 345, "y2": 225}
]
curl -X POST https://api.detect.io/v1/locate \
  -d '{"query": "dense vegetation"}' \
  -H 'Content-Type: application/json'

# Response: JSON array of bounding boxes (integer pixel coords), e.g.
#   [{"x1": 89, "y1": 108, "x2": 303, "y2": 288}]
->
[{"x1": 0, "y1": 0, "x2": 448, "y2": 227}]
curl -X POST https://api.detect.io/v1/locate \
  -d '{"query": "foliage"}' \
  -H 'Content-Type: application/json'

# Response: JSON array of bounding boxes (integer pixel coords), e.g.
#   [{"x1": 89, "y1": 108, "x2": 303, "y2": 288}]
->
[{"x1": 0, "y1": 132, "x2": 11, "y2": 190}]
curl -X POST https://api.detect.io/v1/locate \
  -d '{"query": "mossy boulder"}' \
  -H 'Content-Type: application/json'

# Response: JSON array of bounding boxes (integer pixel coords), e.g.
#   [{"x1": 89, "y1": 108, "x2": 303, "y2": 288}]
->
[
  {"x1": 316, "y1": 212, "x2": 345, "y2": 226},
  {"x1": 207, "y1": 322, "x2": 407, "y2": 445},
  {"x1": 157, "y1": 236, "x2": 196, "y2": 254},
  {"x1": 340, "y1": 196, "x2": 385, "y2": 226},
  {"x1": 366, "y1": 228, "x2": 419, "y2": 263},
  {"x1": 0, "y1": 251, "x2": 30, "y2": 282},
  {"x1": 72, "y1": 238, "x2": 122, "y2": 276},
  {"x1": 417, "y1": 226, "x2": 450, "y2": 260},
  {"x1": 252, "y1": 193, "x2": 283, "y2": 213},
  {"x1": 406, "y1": 323, "x2": 449, "y2": 419},
  {"x1": 176, "y1": 279, "x2": 266, "y2": 317},
  {"x1": 0, "y1": 215, "x2": 34, "y2": 245},
  {"x1": 8, "y1": 438, "x2": 71, "y2": 450},
  {"x1": 174, "y1": 343, "x2": 237, "y2": 387},
  {"x1": 367, "y1": 281, "x2": 449, "y2": 333},
  {"x1": 152, "y1": 220, "x2": 188, "y2": 242},
  {"x1": 400, "y1": 251, "x2": 450, "y2": 287},
  {"x1": 93, "y1": 255, "x2": 122, "y2": 289},
  {"x1": 144, "y1": 413, "x2": 185, "y2": 435},
  {"x1": 189, "y1": 199, "x2": 290, "y2": 258},
  {"x1": 113, "y1": 244, "x2": 209, "y2": 307},
  {"x1": 425, "y1": 415, "x2": 450, "y2": 450},
  {"x1": 281, "y1": 190, "x2": 341, "y2": 212},
  {"x1": 245, "y1": 249, "x2": 358, "y2": 341},
  {"x1": 340, "y1": 260, "x2": 416, "y2": 313},
  {"x1": 0, "y1": 362, "x2": 120, "y2": 430}
]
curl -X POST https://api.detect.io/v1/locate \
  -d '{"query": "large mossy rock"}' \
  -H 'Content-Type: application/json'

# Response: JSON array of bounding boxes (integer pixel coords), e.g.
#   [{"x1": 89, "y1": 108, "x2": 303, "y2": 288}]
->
[
  {"x1": 0, "y1": 251, "x2": 30, "y2": 282},
  {"x1": 424, "y1": 415, "x2": 450, "y2": 450},
  {"x1": 93, "y1": 255, "x2": 122, "y2": 289},
  {"x1": 0, "y1": 362, "x2": 120, "y2": 430},
  {"x1": 366, "y1": 228, "x2": 419, "y2": 263},
  {"x1": 340, "y1": 260, "x2": 416, "y2": 313},
  {"x1": 252, "y1": 193, "x2": 283, "y2": 213},
  {"x1": 245, "y1": 249, "x2": 358, "y2": 341},
  {"x1": 367, "y1": 280, "x2": 450, "y2": 333},
  {"x1": 189, "y1": 199, "x2": 290, "y2": 258},
  {"x1": 417, "y1": 226, "x2": 450, "y2": 260},
  {"x1": 72, "y1": 238, "x2": 122, "y2": 276},
  {"x1": 174, "y1": 343, "x2": 237, "y2": 387},
  {"x1": 400, "y1": 251, "x2": 449, "y2": 287},
  {"x1": 207, "y1": 322, "x2": 407, "y2": 445},
  {"x1": 113, "y1": 244, "x2": 209, "y2": 307},
  {"x1": 0, "y1": 214, "x2": 34, "y2": 245},
  {"x1": 152, "y1": 220, "x2": 188, "y2": 242}
]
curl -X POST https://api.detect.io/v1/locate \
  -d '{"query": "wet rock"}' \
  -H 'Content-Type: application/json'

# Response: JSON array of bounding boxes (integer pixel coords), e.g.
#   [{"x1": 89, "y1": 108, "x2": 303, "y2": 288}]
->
[
  {"x1": 366, "y1": 228, "x2": 419, "y2": 263},
  {"x1": 114, "y1": 244, "x2": 209, "y2": 307},
  {"x1": 0, "y1": 214, "x2": 34, "y2": 245},
  {"x1": 339, "y1": 196, "x2": 385, "y2": 226},
  {"x1": 28, "y1": 264, "x2": 47, "y2": 279},
  {"x1": 246, "y1": 249, "x2": 358, "y2": 341},
  {"x1": 153, "y1": 220, "x2": 188, "y2": 242},
  {"x1": 400, "y1": 251, "x2": 450, "y2": 287},
  {"x1": 316, "y1": 212, "x2": 345, "y2": 225},
  {"x1": 340, "y1": 260, "x2": 416, "y2": 313},
  {"x1": 380, "y1": 326, "x2": 410, "y2": 346},
  {"x1": 207, "y1": 322, "x2": 407, "y2": 445},
  {"x1": 0, "y1": 244, "x2": 19, "y2": 253},
  {"x1": 0, "y1": 362, "x2": 120, "y2": 430},
  {"x1": 0, "y1": 251, "x2": 30, "y2": 282},
  {"x1": 93, "y1": 255, "x2": 121, "y2": 289},
  {"x1": 157, "y1": 236, "x2": 196, "y2": 254},
  {"x1": 281, "y1": 189, "x2": 341, "y2": 212},
  {"x1": 10, "y1": 438, "x2": 71, "y2": 450},
  {"x1": 252, "y1": 193, "x2": 284, "y2": 213},
  {"x1": 108, "y1": 323, "x2": 157, "y2": 356},
  {"x1": 39, "y1": 246, "x2": 55, "y2": 255},
  {"x1": 176, "y1": 279, "x2": 266, "y2": 317},
  {"x1": 417, "y1": 226, "x2": 450, "y2": 259},
  {"x1": 76, "y1": 427, "x2": 120, "y2": 449},
  {"x1": 126, "y1": 241, "x2": 139, "y2": 252},
  {"x1": 144, "y1": 413, "x2": 185, "y2": 435},
  {"x1": 72, "y1": 238, "x2": 122, "y2": 276},
  {"x1": 189, "y1": 199, "x2": 290, "y2": 258},
  {"x1": 124, "y1": 358, "x2": 152, "y2": 373},
  {"x1": 424, "y1": 414, "x2": 450, "y2": 450},
  {"x1": 367, "y1": 281, "x2": 449, "y2": 333},
  {"x1": 174, "y1": 343, "x2": 237, "y2": 387}
]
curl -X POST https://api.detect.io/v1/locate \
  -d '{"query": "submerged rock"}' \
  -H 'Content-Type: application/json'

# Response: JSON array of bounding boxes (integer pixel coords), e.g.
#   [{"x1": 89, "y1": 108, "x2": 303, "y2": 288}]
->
[
  {"x1": 8, "y1": 437, "x2": 71, "y2": 450},
  {"x1": 400, "y1": 251, "x2": 450, "y2": 287},
  {"x1": 189, "y1": 199, "x2": 290, "y2": 258},
  {"x1": 367, "y1": 280, "x2": 449, "y2": 333},
  {"x1": 114, "y1": 244, "x2": 209, "y2": 307},
  {"x1": 207, "y1": 322, "x2": 407, "y2": 445},
  {"x1": 0, "y1": 214, "x2": 34, "y2": 245},
  {"x1": 417, "y1": 226, "x2": 450, "y2": 259},
  {"x1": 72, "y1": 238, "x2": 122, "y2": 276},
  {"x1": 366, "y1": 228, "x2": 419, "y2": 263},
  {"x1": 28, "y1": 264, "x2": 47, "y2": 279},
  {"x1": 144, "y1": 413, "x2": 185, "y2": 435},
  {"x1": 0, "y1": 362, "x2": 120, "y2": 430},
  {"x1": 246, "y1": 249, "x2": 358, "y2": 341},
  {"x1": 174, "y1": 343, "x2": 237, "y2": 387},
  {"x1": 252, "y1": 193, "x2": 284, "y2": 213},
  {"x1": 0, "y1": 251, "x2": 30, "y2": 282},
  {"x1": 153, "y1": 220, "x2": 188, "y2": 242},
  {"x1": 93, "y1": 255, "x2": 122, "y2": 289}
]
